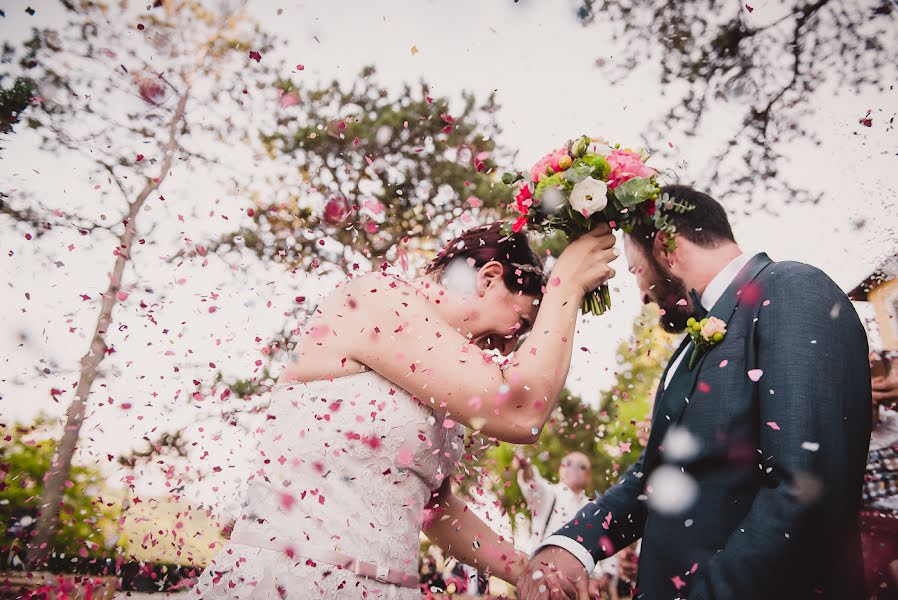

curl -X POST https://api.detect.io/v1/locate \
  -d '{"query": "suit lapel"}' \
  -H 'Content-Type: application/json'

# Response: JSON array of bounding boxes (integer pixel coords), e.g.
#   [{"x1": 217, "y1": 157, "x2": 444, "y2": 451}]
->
[{"x1": 642, "y1": 253, "x2": 773, "y2": 472}]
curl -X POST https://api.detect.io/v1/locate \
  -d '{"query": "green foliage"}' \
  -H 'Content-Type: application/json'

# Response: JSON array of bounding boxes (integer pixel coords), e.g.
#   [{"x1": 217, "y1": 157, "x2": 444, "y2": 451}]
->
[
  {"x1": 614, "y1": 176, "x2": 658, "y2": 208},
  {"x1": 0, "y1": 76, "x2": 34, "y2": 135},
  {"x1": 485, "y1": 304, "x2": 676, "y2": 523},
  {"x1": 0, "y1": 417, "x2": 114, "y2": 559},
  {"x1": 534, "y1": 173, "x2": 567, "y2": 200},
  {"x1": 221, "y1": 66, "x2": 510, "y2": 272},
  {"x1": 579, "y1": 154, "x2": 610, "y2": 180}
]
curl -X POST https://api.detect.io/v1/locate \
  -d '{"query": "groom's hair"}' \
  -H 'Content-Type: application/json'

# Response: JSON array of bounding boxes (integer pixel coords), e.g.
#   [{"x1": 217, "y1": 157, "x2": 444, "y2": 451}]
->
[
  {"x1": 629, "y1": 184, "x2": 736, "y2": 253},
  {"x1": 426, "y1": 222, "x2": 546, "y2": 297}
]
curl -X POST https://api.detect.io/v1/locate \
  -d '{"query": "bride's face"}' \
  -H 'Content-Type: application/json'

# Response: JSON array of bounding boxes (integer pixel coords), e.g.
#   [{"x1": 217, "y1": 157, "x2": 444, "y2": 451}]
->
[{"x1": 453, "y1": 261, "x2": 539, "y2": 355}]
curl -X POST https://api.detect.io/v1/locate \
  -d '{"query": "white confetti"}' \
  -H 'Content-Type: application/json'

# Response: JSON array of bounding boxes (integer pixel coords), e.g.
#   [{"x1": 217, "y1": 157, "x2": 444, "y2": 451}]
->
[{"x1": 646, "y1": 466, "x2": 698, "y2": 515}]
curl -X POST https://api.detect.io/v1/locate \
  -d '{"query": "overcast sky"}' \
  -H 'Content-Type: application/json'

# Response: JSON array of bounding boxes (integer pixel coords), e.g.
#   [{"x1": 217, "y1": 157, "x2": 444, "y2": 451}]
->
[{"x1": 1, "y1": 0, "x2": 896, "y2": 513}]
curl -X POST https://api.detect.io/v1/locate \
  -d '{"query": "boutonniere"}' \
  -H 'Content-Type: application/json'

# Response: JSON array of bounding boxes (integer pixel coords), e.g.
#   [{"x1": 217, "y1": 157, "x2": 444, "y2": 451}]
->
[{"x1": 686, "y1": 316, "x2": 727, "y2": 369}]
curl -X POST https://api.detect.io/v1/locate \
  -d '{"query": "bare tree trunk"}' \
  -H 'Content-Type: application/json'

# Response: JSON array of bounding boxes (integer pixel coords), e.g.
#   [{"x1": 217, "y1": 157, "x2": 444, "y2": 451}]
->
[{"x1": 26, "y1": 88, "x2": 191, "y2": 569}]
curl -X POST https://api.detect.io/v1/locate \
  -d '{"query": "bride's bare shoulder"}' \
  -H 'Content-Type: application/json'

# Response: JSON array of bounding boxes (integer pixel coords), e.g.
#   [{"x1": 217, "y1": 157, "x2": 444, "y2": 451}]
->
[{"x1": 325, "y1": 271, "x2": 426, "y2": 316}]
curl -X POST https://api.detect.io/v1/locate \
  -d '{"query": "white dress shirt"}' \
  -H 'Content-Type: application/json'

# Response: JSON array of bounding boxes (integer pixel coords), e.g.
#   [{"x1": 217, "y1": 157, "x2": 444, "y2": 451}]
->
[{"x1": 537, "y1": 252, "x2": 760, "y2": 573}]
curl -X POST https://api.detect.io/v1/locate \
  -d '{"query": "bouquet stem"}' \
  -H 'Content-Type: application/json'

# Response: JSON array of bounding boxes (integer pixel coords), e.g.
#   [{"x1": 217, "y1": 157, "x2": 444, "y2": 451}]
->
[{"x1": 580, "y1": 283, "x2": 611, "y2": 316}]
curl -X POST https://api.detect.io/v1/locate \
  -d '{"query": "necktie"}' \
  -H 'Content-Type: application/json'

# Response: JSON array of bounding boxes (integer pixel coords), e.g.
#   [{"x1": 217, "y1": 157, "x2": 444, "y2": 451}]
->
[{"x1": 689, "y1": 288, "x2": 708, "y2": 319}]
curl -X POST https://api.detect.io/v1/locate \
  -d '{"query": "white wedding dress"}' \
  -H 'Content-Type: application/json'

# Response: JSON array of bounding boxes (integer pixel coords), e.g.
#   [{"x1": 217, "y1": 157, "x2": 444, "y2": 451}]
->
[{"x1": 192, "y1": 368, "x2": 465, "y2": 599}]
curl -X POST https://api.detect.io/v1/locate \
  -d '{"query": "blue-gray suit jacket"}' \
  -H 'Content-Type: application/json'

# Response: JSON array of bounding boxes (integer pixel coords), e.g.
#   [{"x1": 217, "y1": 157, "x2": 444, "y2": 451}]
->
[{"x1": 552, "y1": 254, "x2": 872, "y2": 599}]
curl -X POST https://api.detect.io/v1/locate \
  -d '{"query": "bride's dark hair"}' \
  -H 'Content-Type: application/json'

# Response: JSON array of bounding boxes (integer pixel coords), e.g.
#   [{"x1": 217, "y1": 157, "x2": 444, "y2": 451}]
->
[{"x1": 425, "y1": 222, "x2": 546, "y2": 297}]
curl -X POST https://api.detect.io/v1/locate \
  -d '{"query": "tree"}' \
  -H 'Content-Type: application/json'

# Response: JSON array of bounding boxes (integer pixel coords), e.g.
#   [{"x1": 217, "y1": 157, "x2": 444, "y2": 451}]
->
[
  {"x1": 0, "y1": 76, "x2": 34, "y2": 135},
  {"x1": 208, "y1": 66, "x2": 510, "y2": 274},
  {"x1": 193, "y1": 67, "x2": 516, "y2": 399},
  {"x1": 0, "y1": 0, "x2": 274, "y2": 568},
  {"x1": 485, "y1": 304, "x2": 676, "y2": 521},
  {"x1": 576, "y1": 0, "x2": 897, "y2": 207},
  {"x1": 0, "y1": 417, "x2": 114, "y2": 563}
]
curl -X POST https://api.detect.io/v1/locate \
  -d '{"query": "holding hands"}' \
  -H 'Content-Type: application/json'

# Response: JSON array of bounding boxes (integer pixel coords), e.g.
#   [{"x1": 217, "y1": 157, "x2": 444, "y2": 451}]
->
[{"x1": 517, "y1": 546, "x2": 593, "y2": 600}]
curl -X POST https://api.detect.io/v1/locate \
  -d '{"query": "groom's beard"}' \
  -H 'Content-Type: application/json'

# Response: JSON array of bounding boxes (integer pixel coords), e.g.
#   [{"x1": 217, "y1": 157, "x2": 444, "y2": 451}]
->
[{"x1": 650, "y1": 258, "x2": 693, "y2": 333}]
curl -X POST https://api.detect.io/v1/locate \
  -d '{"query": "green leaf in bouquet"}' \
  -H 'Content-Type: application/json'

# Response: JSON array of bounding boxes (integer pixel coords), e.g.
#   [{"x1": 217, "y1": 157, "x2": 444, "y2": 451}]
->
[
  {"x1": 562, "y1": 159, "x2": 593, "y2": 185},
  {"x1": 563, "y1": 203, "x2": 592, "y2": 230},
  {"x1": 533, "y1": 229, "x2": 571, "y2": 257},
  {"x1": 581, "y1": 154, "x2": 611, "y2": 180},
  {"x1": 500, "y1": 221, "x2": 516, "y2": 237},
  {"x1": 602, "y1": 202, "x2": 622, "y2": 224},
  {"x1": 614, "y1": 177, "x2": 658, "y2": 208},
  {"x1": 534, "y1": 173, "x2": 567, "y2": 200},
  {"x1": 502, "y1": 171, "x2": 524, "y2": 186}
]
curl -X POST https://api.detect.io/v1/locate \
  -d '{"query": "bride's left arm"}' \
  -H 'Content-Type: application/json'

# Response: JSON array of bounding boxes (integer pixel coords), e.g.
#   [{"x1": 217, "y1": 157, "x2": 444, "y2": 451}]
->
[{"x1": 422, "y1": 478, "x2": 526, "y2": 587}]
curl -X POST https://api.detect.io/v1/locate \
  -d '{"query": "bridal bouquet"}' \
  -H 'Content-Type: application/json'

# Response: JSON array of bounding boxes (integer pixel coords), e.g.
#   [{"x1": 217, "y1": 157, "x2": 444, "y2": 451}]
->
[{"x1": 502, "y1": 135, "x2": 663, "y2": 315}]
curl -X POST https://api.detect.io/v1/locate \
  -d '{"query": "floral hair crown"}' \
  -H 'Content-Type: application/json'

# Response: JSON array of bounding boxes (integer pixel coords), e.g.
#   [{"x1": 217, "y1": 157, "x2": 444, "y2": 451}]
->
[
  {"x1": 618, "y1": 190, "x2": 696, "y2": 253},
  {"x1": 509, "y1": 261, "x2": 544, "y2": 276}
]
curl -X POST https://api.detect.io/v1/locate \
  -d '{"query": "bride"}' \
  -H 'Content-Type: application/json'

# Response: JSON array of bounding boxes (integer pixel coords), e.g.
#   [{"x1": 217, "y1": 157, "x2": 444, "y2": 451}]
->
[{"x1": 192, "y1": 221, "x2": 618, "y2": 598}]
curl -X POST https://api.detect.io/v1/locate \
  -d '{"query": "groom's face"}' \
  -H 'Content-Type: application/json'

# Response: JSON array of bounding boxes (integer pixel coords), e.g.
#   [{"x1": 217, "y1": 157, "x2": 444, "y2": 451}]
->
[{"x1": 624, "y1": 235, "x2": 692, "y2": 333}]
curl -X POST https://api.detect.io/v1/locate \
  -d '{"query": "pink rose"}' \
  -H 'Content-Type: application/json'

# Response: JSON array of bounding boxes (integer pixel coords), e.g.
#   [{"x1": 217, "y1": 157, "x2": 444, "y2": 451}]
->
[
  {"x1": 322, "y1": 194, "x2": 352, "y2": 225},
  {"x1": 606, "y1": 149, "x2": 657, "y2": 189},
  {"x1": 700, "y1": 317, "x2": 727, "y2": 341},
  {"x1": 530, "y1": 148, "x2": 571, "y2": 182}
]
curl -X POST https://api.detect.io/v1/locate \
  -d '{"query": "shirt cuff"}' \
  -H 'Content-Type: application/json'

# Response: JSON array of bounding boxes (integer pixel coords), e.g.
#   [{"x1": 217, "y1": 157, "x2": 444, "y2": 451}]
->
[{"x1": 534, "y1": 535, "x2": 595, "y2": 574}]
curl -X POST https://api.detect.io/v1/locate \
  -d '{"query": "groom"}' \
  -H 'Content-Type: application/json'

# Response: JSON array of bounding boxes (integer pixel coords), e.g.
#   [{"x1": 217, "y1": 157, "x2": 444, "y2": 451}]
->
[{"x1": 519, "y1": 185, "x2": 872, "y2": 599}]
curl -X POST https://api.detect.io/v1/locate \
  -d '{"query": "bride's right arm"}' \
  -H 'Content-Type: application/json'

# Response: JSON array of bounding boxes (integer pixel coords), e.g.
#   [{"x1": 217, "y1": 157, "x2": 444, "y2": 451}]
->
[{"x1": 346, "y1": 234, "x2": 616, "y2": 444}]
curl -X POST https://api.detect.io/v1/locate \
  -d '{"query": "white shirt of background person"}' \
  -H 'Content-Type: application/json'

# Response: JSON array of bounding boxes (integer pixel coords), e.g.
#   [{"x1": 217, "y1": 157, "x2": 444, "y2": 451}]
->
[{"x1": 515, "y1": 452, "x2": 618, "y2": 581}]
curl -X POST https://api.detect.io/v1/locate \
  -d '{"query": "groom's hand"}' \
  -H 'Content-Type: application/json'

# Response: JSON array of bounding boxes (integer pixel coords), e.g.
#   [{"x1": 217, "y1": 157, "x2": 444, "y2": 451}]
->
[{"x1": 517, "y1": 545, "x2": 590, "y2": 600}]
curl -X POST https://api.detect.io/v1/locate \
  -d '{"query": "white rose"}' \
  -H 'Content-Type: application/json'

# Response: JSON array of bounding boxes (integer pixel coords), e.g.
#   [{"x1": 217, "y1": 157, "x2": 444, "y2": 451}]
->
[{"x1": 569, "y1": 177, "x2": 608, "y2": 216}]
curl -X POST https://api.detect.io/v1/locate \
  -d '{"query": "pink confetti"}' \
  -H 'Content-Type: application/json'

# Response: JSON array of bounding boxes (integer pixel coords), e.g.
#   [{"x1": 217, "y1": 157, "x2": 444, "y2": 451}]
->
[
  {"x1": 279, "y1": 492, "x2": 295, "y2": 510},
  {"x1": 672, "y1": 575, "x2": 686, "y2": 590},
  {"x1": 397, "y1": 447, "x2": 414, "y2": 467},
  {"x1": 363, "y1": 199, "x2": 385, "y2": 215},
  {"x1": 739, "y1": 281, "x2": 762, "y2": 304},
  {"x1": 115, "y1": 291, "x2": 128, "y2": 301},
  {"x1": 767, "y1": 421, "x2": 780, "y2": 431},
  {"x1": 719, "y1": 359, "x2": 729, "y2": 368},
  {"x1": 278, "y1": 92, "x2": 299, "y2": 108},
  {"x1": 747, "y1": 369, "x2": 763, "y2": 382}
]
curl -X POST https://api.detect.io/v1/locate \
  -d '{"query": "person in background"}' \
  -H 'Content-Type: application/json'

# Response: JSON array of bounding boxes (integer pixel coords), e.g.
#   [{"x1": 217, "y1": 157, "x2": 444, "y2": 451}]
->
[
  {"x1": 514, "y1": 451, "x2": 616, "y2": 591},
  {"x1": 863, "y1": 351, "x2": 898, "y2": 598}
]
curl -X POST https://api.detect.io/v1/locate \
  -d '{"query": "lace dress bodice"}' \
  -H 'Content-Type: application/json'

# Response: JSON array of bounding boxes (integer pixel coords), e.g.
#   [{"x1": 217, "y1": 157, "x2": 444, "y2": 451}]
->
[{"x1": 193, "y1": 368, "x2": 465, "y2": 598}]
